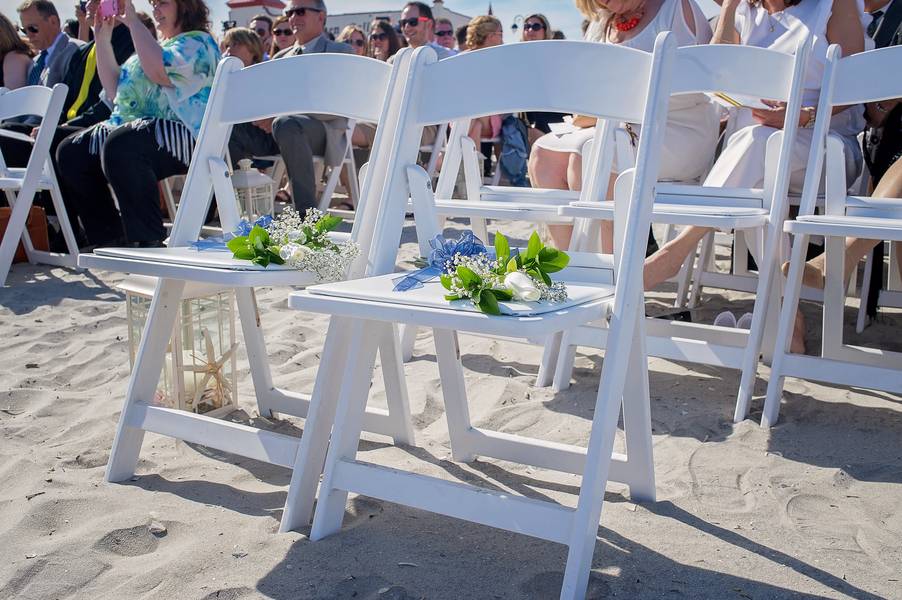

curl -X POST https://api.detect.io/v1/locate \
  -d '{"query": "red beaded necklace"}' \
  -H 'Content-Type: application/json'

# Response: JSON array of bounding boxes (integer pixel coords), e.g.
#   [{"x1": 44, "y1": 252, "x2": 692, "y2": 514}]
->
[{"x1": 613, "y1": 4, "x2": 646, "y2": 32}]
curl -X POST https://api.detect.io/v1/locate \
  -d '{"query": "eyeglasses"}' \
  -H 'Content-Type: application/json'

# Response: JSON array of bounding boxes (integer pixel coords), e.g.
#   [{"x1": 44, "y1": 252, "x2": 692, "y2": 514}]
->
[
  {"x1": 19, "y1": 24, "x2": 39, "y2": 34},
  {"x1": 435, "y1": 29, "x2": 453, "y2": 37},
  {"x1": 285, "y1": 7, "x2": 322, "y2": 17},
  {"x1": 370, "y1": 32, "x2": 387, "y2": 41},
  {"x1": 273, "y1": 28, "x2": 293, "y2": 36},
  {"x1": 399, "y1": 16, "x2": 430, "y2": 28},
  {"x1": 254, "y1": 27, "x2": 269, "y2": 36},
  {"x1": 523, "y1": 22, "x2": 545, "y2": 32},
  {"x1": 349, "y1": 38, "x2": 365, "y2": 47}
]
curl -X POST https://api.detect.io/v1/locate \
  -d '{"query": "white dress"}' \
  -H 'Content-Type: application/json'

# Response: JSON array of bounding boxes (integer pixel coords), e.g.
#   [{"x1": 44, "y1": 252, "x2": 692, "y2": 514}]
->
[
  {"x1": 533, "y1": 0, "x2": 719, "y2": 182},
  {"x1": 704, "y1": 0, "x2": 869, "y2": 191}
]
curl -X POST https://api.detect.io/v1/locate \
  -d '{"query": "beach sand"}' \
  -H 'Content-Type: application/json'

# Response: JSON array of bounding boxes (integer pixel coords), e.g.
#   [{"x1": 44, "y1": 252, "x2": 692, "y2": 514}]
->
[{"x1": 1, "y1": 220, "x2": 900, "y2": 599}]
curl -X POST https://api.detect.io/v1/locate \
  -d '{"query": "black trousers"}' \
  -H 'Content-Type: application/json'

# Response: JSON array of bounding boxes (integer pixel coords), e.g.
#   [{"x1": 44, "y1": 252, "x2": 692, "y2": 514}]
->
[{"x1": 56, "y1": 120, "x2": 189, "y2": 246}]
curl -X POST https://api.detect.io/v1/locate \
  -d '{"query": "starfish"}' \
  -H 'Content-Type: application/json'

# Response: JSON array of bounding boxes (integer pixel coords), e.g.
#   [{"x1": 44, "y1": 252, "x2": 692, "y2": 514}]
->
[{"x1": 185, "y1": 328, "x2": 239, "y2": 410}]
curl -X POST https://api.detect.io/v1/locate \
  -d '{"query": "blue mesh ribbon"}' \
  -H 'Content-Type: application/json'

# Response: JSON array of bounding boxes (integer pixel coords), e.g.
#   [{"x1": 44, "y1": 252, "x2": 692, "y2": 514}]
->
[
  {"x1": 190, "y1": 215, "x2": 274, "y2": 251},
  {"x1": 393, "y1": 231, "x2": 487, "y2": 291}
]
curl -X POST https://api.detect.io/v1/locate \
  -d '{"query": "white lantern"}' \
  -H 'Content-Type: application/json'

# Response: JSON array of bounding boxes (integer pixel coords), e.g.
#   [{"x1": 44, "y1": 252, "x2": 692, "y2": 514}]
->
[
  {"x1": 232, "y1": 158, "x2": 274, "y2": 222},
  {"x1": 120, "y1": 275, "x2": 238, "y2": 416}
]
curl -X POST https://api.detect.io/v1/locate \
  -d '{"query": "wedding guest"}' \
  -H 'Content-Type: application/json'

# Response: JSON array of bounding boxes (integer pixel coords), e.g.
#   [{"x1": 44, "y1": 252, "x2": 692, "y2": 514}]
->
[
  {"x1": 221, "y1": 26, "x2": 263, "y2": 67},
  {"x1": 520, "y1": 13, "x2": 552, "y2": 41},
  {"x1": 397, "y1": 2, "x2": 453, "y2": 59},
  {"x1": 336, "y1": 24, "x2": 366, "y2": 56},
  {"x1": 529, "y1": 0, "x2": 719, "y2": 250},
  {"x1": 455, "y1": 23, "x2": 467, "y2": 49},
  {"x1": 434, "y1": 17, "x2": 457, "y2": 51},
  {"x1": 642, "y1": 0, "x2": 867, "y2": 304},
  {"x1": 56, "y1": 0, "x2": 220, "y2": 248},
  {"x1": 270, "y1": 15, "x2": 293, "y2": 55},
  {"x1": 248, "y1": 13, "x2": 272, "y2": 55},
  {"x1": 520, "y1": 13, "x2": 565, "y2": 140},
  {"x1": 0, "y1": 13, "x2": 33, "y2": 90},
  {"x1": 465, "y1": 16, "x2": 504, "y2": 144},
  {"x1": 367, "y1": 19, "x2": 400, "y2": 61},
  {"x1": 17, "y1": 0, "x2": 83, "y2": 87}
]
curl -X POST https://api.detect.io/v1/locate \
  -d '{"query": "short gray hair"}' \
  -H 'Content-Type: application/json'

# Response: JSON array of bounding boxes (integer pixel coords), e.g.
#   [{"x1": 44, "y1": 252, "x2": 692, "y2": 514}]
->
[{"x1": 17, "y1": 0, "x2": 58, "y2": 18}]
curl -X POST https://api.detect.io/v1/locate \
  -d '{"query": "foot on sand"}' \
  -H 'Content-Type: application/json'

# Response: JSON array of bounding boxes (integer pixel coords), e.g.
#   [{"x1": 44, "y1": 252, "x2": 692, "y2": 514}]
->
[{"x1": 781, "y1": 260, "x2": 825, "y2": 290}]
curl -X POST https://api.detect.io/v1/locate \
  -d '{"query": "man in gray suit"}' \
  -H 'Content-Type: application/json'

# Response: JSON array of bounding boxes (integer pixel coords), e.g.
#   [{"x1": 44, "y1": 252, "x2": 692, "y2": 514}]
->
[
  {"x1": 229, "y1": 0, "x2": 353, "y2": 212},
  {"x1": 18, "y1": 0, "x2": 83, "y2": 87}
]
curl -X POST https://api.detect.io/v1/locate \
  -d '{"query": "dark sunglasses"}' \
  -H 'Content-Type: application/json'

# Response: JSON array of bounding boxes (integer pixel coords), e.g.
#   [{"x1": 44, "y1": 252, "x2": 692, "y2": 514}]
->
[
  {"x1": 19, "y1": 24, "x2": 39, "y2": 34},
  {"x1": 285, "y1": 7, "x2": 322, "y2": 17},
  {"x1": 254, "y1": 27, "x2": 269, "y2": 36},
  {"x1": 273, "y1": 28, "x2": 293, "y2": 36},
  {"x1": 435, "y1": 29, "x2": 453, "y2": 37},
  {"x1": 349, "y1": 38, "x2": 365, "y2": 47},
  {"x1": 399, "y1": 16, "x2": 430, "y2": 28},
  {"x1": 369, "y1": 32, "x2": 387, "y2": 41},
  {"x1": 523, "y1": 22, "x2": 546, "y2": 32}
]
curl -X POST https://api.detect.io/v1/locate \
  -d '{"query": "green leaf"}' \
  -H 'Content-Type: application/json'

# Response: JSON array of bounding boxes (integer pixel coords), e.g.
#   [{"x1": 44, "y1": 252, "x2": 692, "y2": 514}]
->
[
  {"x1": 233, "y1": 247, "x2": 256, "y2": 260},
  {"x1": 540, "y1": 270, "x2": 552, "y2": 286},
  {"x1": 227, "y1": 236, "x2": 249, "y2": 253},
  {"x1": 477, "y1": 291, "x2": 501, "y2": 315},
  {"x1": 268, "y1": 249, "x2": 284, "y2": 265},
  {"x1": 526, "y1": 231, "x2": 542, "y2": 260},
  {"x1": 440, "y1": 274, "x2": 452, "y2": 290},
  {"x1": 315, "y1": 214, "x2": 344, "y2": 233},
  {"x1": 506, "y1": 256, "x2": 518, "y2": 273},
  {"x1": 539, "y1": 247, "x2": 570, "y2": 272},
  {"x1": 491, "y1": 288, "x2": 513, "y2": 301},
  {"x1": 444, "y1": 294, "x2": 461, "y2": 301},
  {"x1": 456, "y1": 266, "x2": 479, "y2": 288},
  {"x1": 494, "y1": 232, "x2": 510, "y2": 264},
  {"x1": 248, "y1": 225, "x2": 270, "y2": 247},
  {"x1": 252, "y1": 254, "x2": 270, "y2": 267}
]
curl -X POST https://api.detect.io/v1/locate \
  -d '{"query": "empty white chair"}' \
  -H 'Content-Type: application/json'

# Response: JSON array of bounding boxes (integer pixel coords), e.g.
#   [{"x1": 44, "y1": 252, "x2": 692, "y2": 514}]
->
[
  {"x1": 554, "y1": 40, "x2": 811, "y2": 423},
  {"x1": 763, "y1": 43, "x2": 902, "y2": 427},
  {"x1": 77, "y1": 53, "x2": 415, "y2": 529},
  {"x1": 0, "y1": 84, "x2": 79, "y2": 286},
  {"x1": 285, "y1": 35, "x2": 675, "y2": 599}
]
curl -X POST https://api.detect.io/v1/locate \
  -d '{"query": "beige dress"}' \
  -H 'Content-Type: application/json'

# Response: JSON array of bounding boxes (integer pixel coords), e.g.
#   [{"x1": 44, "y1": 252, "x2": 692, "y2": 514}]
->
[{"x1": 533, "y1": 0, "x2": 720, "y2": 182}]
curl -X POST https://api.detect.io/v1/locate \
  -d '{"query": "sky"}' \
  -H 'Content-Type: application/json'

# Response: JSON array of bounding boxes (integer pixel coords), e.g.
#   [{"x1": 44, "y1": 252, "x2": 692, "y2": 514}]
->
[{"x1": 1, "y1": 0, "x2": 721, "y2": 41}]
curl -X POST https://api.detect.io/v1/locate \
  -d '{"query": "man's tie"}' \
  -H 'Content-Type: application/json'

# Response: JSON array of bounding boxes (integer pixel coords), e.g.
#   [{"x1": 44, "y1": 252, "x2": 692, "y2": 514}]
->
[
  {"x1": 868, "y1": 10, "x2": 885, "y2": 38},
  {"x1": 27, "y1": 50, "x2": 48, "y2": 86}
]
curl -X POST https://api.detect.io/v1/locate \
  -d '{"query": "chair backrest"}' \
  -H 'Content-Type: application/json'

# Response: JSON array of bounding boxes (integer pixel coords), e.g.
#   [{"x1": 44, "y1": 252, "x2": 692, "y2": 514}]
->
[
  {"x1": 799, "y1": 43, "x2": 902, "y2": 217},
  {"x1": 168, "y1": 54, "x2": 398, "y2": 250},
  {"x1": 364, "y1": 35, "x2": 676, "y2": 284},
  {"x1": 0, "y1": 84, "x2": 67, "y2": 196}
]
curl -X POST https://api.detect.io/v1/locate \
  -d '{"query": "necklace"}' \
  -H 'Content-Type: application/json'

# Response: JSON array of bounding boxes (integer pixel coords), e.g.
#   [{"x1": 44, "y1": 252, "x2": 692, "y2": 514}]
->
[{"x1": 613, "y1": 3, "x2": 646, "y2": 32}]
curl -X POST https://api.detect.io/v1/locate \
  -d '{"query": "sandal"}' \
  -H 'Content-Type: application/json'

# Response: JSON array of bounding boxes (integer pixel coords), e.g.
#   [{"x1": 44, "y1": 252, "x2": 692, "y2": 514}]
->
[{"x1": 274, "y1": 189, "x2": 292, "y2": 205}]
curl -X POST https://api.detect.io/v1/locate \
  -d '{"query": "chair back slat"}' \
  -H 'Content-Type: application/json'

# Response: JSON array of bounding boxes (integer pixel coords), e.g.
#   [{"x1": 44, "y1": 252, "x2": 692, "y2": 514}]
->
[
  {"x1": 0, "y1": 86, "x2": 54, "y2": 121},
  {"x1": 415, "y1": 41, "x2": 653, "y2": 125},
  {"x1": 672, "y1": 43, "x2": 799, "y2": 101},
  {"x1": 218, "y1": 54, "x2": 392, "y2": 125},
  {"x1": 831, "y1": 44, "x2": 902, "y2": 106}
]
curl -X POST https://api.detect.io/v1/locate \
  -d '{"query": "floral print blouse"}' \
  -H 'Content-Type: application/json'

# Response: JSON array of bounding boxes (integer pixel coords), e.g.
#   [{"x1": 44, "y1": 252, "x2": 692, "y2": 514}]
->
[{"x1": 107, "y1": 30, "x2": 220, "y2": 135}]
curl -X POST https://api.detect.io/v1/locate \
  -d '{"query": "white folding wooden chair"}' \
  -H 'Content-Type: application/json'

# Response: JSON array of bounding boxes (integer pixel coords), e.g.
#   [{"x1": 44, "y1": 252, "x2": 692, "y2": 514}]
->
[
  {"x1": 763, "y1": 43, "x2": 902, "y2": 428},
  {"x1": 553, "y1": 40, "x2": 811, "y2": 423},
  {"x1": 77, "y1": 53, "x2": 416, "y2": 529},
  {"x1": 0, "y1": 84, "x2": 79, "y2": 286},
  {"x1": 285, "y1": 35, "x2": 676, "y2": 599}
]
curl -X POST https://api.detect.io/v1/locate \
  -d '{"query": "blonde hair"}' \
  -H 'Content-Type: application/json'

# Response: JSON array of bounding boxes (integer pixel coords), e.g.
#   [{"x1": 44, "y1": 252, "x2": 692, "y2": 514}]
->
[
  {"x1": 0, "y1": 13, "x2": 32, "y2": 58},
  {"x1": 521, "y1": 13, "x2": 552, "y2": 41},
  {"x1": 336, "y1": 24, "x2": 365, "y2": 49},
  {"x1": 574, "y1": 0, "x2": 603, "y2": 20},
  {"x1": 466, "y1": 15, "x2": 501, "y2": 50},
  {"x1": 222, "y1": 27, "x2": 264, "y2": 65}
]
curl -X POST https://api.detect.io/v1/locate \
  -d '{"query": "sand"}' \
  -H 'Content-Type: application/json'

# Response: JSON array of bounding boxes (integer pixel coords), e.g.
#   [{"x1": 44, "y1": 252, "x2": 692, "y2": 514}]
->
[{"x1": 0, "y1": 220, "x2": 900, "y2": 600}]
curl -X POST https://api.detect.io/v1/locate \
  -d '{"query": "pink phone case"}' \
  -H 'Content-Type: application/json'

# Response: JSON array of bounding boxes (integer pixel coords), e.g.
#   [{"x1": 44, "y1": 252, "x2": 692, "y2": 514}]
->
[{"x1": 99, "y1": 0, "x2": 118, "y2": 18}]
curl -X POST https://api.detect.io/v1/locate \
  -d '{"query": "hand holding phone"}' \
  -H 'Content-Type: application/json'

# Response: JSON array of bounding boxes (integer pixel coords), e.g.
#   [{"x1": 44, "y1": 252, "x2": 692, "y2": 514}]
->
[{"x1": 99, "y1": 0, "x2": 119, "y2": 19}]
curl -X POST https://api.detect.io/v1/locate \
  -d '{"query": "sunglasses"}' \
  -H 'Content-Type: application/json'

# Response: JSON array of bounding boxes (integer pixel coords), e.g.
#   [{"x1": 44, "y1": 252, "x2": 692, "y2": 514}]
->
[
  {"x1": 273, "y1": 28, "x2": 293, "y2": 36},
  {"x1": 399, "y1": 16, "x2": 430, "y2": 28},
  {"x1": 435, "y1": 29, "x2": 453, "y2": 37},
  {"x1": 254, "y1": 27, "x2": 269, "y2": 36},
  {"x1": 349, "y1": 38, "x2": 365, "y2": 47},
  {"x1": 285, "y1": 7, "x2": 322, "y2": 17},
  {"x1": 523, "y1": 22, "x2": 545, "y2": 32},
  {"x1": 369, "y1": 32, "x2": 387, "y2": 41},
  {"x1": 19, "y1": 24, "x2": 39, "y2": 34}
]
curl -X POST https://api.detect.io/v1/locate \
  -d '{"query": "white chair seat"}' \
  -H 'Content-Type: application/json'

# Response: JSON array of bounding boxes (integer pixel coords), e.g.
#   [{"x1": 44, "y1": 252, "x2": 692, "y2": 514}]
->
[
  {"x1": 479, "y1": 185, "x2": 580, "y2": 204},
  {"x1": 786, "y1": 214, "x2": 902, "y2": 242},
  {"x1": 79, "y1": 247, "x2": 320, "y2": 286},
  {"x1": 289, "y1": 272, "x2": 615, "y2": 338},
  {"x1": 560, "y1": 201, "x2": 769, "y2": 229},
  {"x1": 434, "y1": 198, "x2": 575, "y2": 222},
  {"x1": 0, "y1": 169, "x2": 56, "y2": 190}
]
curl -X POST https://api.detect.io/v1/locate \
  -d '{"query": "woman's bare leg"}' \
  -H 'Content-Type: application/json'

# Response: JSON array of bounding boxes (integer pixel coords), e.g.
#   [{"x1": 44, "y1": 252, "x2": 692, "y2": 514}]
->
[
  {"x1": 643, "y1": 225, "x2": 712, "y2": 290},
  {"x1": 529, "y1": 146, "x2": 574, "y2": 248}
]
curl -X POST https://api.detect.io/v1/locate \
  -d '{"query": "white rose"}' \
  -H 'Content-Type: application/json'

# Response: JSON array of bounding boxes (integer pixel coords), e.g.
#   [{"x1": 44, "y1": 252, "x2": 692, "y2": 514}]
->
[
  {"x1": 504, "y1": 271, "x2": 541, "y2": 302},
  {"x1": 287, "y1": 229, "x2": 307, "y2": 244},
  {"x1": 290, "y1": 244, "x2": 309, "y2": 262},
  {"x1": 279, "y1": 243, "x2": 299, "y2": 261}
]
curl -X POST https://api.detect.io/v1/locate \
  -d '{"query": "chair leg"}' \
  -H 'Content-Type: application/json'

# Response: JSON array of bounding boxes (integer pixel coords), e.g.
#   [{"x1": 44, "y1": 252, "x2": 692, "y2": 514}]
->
[
  {"x1": 309, "y1": 318, "x2": 384, "y2": 540},
  {"x1": 106, "y1": 279, "x2": 187, "y2": 482},
  {"x1": 551, "y1": 330, "x2": 578, "y2": 392},
  {"x1": 279, "y1": 317, "x2": 357, "y2": 532},
  {"x1": 432, "y1": 328, "x2": 476, "y2": 462},
  {"x1": 377, "y1": 322, "x2": 415, "y2": 445},
  {"x1": 619, "y1": 317, "x2": 655, "y2": 502},
  {"x1": 761, "y1": 234, "x2": 810, "y2": 428},
  {"x1": 536, "y1": 331, "x2": 562, "y2": 388},
  {"x1": 235, "y1": 288, "x2": 277, "y2": 418},
  {"x1": 0, "y1": 189, "x2": 34, "y2": 285},
  {"x1": 47, "y1": 172, "x2": 80, "y2": 261},
  {"x1": 821, "y1": 235, "x2": 846, "y2": 360},
  {"x1": 687, "y1": 231, "x2": 714, "y2": 309},
  {"x1": 856, "y1": 249, "x2": 874, "y2": 334},
  {"x1": 399, "y1": 324, "x2": 418, "y2": 362}
]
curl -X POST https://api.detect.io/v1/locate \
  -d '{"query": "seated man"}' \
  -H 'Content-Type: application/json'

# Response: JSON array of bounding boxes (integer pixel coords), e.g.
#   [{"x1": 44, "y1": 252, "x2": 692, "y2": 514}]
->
[
  {"x1": 248, "y1": 13, "x2": 273, "y2": 59},
  {"x1": 228, "y1": 0, "x2": 353, "y2": 212}
]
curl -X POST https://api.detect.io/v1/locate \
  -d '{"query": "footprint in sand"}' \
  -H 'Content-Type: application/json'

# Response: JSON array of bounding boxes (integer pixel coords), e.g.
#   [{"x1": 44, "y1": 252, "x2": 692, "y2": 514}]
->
[
  {"x1": 94, "y1": 523, "x2": 168, "y2": 557},
  {"x1": 200, "y1": 587, "x2": 256, "y2": 600}
]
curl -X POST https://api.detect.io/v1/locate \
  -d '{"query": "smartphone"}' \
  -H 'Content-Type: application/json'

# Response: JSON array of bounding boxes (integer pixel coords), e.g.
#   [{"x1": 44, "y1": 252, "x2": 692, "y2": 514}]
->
[
  {"x1": 99, "y1": 0, "x2": 118, "y2": 18},
  {"x1": 78, "y1": 0, "x2": 87, "y2": 11}
]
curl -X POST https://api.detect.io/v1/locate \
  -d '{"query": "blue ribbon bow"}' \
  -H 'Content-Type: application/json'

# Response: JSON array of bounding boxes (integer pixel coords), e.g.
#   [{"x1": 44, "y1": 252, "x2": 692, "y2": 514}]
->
[
  {"x1": 393, "y1": 231, "x2": 487, "y2": 291},
  {"x1": 190, "y1": 215, "x2": 274, "y2": 251}
]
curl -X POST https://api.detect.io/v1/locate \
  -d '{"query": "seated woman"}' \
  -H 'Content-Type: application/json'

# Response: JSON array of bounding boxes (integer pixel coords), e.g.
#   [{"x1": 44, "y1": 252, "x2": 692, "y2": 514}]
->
[
  {"x1": 270, "y1": 16, "x2": 293, "y2": 56},
  {"x1": 519, "y1": 13, "x2": 566, "y2": 143},
  {"x1": 464, "y1": 16, "x2": 505, "y2": 146},
  {"x1": 56, "y1": 0, "x2": 219, "y2": 248},
  {"x1": 0, "y1": 13, "x2": 33, "y2": 90},
  {"x1": 642, "y1": 0, "x2": 867, "y2": 293},
  {"x1": 221, "y1": 26, "x2": 264, "y2": 67},
  {"x1": 529, "y1": 0, "x2": 719, "y2": 251},
  {"x1": 336, "y1": 25, "x2": 367, "y2": 57},
  {"x1": 348, "y1": 20, "x2": 402, "y2": 153}
]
